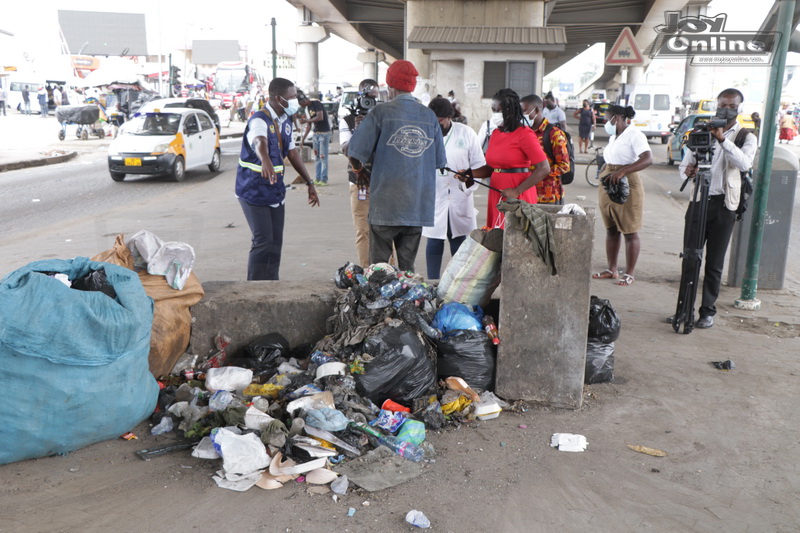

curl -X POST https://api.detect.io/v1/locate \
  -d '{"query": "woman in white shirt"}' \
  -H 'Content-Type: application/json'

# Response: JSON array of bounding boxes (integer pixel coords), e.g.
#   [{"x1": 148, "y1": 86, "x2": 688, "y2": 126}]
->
[
  {"x1": 592, "y1": 105, "x2": 653, "y2": 286},
  {"x1": 423, "y1": 98, "x2": 486, "y2": 279}
]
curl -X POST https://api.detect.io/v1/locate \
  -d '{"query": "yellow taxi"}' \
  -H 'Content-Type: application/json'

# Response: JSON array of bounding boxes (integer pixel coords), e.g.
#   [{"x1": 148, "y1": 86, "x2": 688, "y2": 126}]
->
[{"x1": 107, "y1": 108, "x2": 220, "y2": 182}]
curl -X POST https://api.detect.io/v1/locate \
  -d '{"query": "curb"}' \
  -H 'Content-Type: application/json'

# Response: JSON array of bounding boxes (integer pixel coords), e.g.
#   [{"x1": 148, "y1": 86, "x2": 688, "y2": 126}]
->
[{"x1": 0, "y1": 151, "x2": 78, "y2": 173}]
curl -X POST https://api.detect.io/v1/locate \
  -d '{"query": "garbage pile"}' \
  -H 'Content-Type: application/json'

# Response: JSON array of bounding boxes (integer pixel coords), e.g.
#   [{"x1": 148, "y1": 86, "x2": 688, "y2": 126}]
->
[{"x1": 149, "y1": 262, "x2": 507, "y2": 494}]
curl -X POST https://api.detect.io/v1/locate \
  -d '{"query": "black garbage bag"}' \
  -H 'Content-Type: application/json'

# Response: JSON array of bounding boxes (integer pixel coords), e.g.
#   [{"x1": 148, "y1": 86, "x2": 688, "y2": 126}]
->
[
  {"x1": 588, "y1": 295, "x2": 621, "y2": 343},
  {"x1": 585, "y1": 340, "x2": 615, "y2": 384},
  {"x1": 602, "y1": 175, "x2": 630, "y2": 204},
  {"x1": 355, "y1": 325, "x2": 436, "y2": 405},
  {"x1": 229, "y1": 333, "x2": 290, "y2": 375},
  {"x1": 70, "y1": 268, "x2": 117, "y2": 299},
  {"x1": 436, "y1": 330, "x2": 495, "y2": 391},
  {"x1": 334, "y1": 262, "x2": 365, "y2": 290}
]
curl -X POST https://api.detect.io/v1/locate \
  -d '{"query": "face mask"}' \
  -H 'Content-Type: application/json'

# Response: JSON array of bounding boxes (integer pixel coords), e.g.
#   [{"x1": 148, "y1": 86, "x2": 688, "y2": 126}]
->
[
  {"x1": 281, "y1": 96, "x2": 300, "y2": 116},
  {"x1": 604, "y1": 119, "x2": 617, "y2": 136},
  {"x1": 715, "y1": 107, "x2": 738, "y2": 122},
  {"x1": 490, "y1": 112, "x2": 504, "y2": 128},
  {"x1": 546, "y1": 103, "x2": 555, "y2": 110},
  {"x1": 522, "y1": 115, "x2": 533, "y2": 127}
]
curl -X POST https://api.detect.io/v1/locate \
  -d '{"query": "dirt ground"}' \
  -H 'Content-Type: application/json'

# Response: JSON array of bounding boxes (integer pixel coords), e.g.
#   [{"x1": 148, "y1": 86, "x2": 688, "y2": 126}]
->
[{"x1": 1, "y1": 149, "x2": 799, "y2": 533}]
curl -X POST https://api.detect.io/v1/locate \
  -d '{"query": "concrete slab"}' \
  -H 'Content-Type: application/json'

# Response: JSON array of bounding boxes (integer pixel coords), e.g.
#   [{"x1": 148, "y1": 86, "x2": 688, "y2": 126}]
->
[
  {"x1": 189, "y1": 280, "x2": 339, "y2": 359},
  {"x1": 495, "y1": 206, "x2": 596, "y2": 408}
]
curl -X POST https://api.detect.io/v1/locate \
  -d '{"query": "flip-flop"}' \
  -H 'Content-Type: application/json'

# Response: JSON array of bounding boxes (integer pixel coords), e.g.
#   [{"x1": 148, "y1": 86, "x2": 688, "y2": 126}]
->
[
  {"x1": 617, "y1": 273, "x2": 635, "y2": 286},
  {"x1": 592, "y1": 269, "x2": 618, "y2": 280}
]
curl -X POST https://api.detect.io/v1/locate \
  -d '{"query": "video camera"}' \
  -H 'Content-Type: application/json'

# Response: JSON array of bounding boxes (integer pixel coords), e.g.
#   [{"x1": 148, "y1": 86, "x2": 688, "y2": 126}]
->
[
  {"x1": 347, "y1": 94, "x2": 377, "y2": 117},
  {"x1": 685, "y1": 117, "x2": 727, "y2": 152}
]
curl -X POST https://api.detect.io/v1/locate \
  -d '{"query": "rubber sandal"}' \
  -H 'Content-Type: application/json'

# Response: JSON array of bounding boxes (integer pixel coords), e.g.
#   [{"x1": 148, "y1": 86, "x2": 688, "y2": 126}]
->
[
  {"x1": 617, "y1": 273, "x2": 635, "y2": 286},
  {"x1": 592, "y1": 269, "x2": 618, "y2": 280}
]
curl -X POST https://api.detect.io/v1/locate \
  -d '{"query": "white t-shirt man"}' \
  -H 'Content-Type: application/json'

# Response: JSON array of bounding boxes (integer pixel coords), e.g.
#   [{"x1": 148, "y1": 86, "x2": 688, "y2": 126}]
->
[
  {"x1": 422, "y1": 122, "x2": 487, "y2": 239},
  {"x1": 542, "y1": 105, "x2": 567, "y2": 128}
]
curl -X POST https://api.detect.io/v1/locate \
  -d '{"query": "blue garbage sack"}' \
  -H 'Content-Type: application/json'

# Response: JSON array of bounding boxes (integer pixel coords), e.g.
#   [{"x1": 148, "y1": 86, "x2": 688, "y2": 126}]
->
[
  {"x1": 432, "y1": 302, "x2": 483, "y2": 335},
  {"x1": 0, "y1": 258, "x2": 158, "y2": 464}
]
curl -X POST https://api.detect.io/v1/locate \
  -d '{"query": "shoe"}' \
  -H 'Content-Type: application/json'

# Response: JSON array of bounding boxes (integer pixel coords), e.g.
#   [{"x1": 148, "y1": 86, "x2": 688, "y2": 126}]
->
[
  {"x1": 665, "y1": 315, "x2": 675, "y2": 324},
  {"x1": 695, "y1": 315, "x2": 714, "y2": 329}
]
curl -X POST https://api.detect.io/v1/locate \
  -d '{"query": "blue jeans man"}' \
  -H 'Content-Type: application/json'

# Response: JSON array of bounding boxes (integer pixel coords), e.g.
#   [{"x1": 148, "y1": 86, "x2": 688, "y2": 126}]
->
[{"x1": 312, "y1": 131, "x2": 330, "y2": 184}]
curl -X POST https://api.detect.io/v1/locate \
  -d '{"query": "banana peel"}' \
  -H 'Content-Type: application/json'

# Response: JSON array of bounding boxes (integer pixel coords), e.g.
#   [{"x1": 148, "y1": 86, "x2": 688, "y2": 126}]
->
[{"x1": 627, "y1": 444, "x2": 667, "y2": 457}]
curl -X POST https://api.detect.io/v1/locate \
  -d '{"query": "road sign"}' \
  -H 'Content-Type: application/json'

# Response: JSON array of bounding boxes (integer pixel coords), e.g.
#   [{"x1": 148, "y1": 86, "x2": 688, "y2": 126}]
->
[
  {"x1": 606, "y1": 27, "x2": 644, "y2": 66},
  {"x1": 559, "y1": 82, "x2": 574, "y2": 93}
]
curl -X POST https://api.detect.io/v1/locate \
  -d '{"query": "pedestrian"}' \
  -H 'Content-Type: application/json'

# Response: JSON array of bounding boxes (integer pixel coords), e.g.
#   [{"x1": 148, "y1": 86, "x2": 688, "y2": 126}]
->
[
  {"x1": 779, "y1": 110, "x2": 795, "y2": 143},
  {"x1": 422, "y1": 97, "x2": 486, "y2": 279},
  {"x1": 339, "y1": 79, "x2": 379, "y2": 267},
  {"x1": 460, "y1": 89, "x2": 550, "y2": 228},
  {"x1": 298, "y1": 91, "x2": 331, "y2": 185},
  {"x1": 573, "y1": 99, "x2": 596, "y2": 153},
  {"x1": 521, "y1": 94, "x2": 570, "y2": 205},
  {"x1": 235, "y1": 77, "x2": 320, "y2": 281},
  {"x1": 53, "y1": 86, "x2": 63, "y2": 109},
  {"x1": 0, "y1": 85, "x2": 6, "y2": 116},
  {"x1": 22, "y1": 87, "x2": 31, "y2": 115},
  {"x1": 673, "y1": 88, "x2": 757, "y2": 328},
  {"x1": 476, "y1": 99, "x2": 503, "y2": 153},
  {"x1": 751, "y1": 111, "x2": 761, "y2": 138},
  {"x1": 592, "y1": 104, "x2": 653, "y2": 287},
  {"x1": 347, "y1": 60, "x2": 447, "y2": 272},
  {"x1": 37, "y1": 86, "x2": 48, "y2": 117},
  {"x1": 542, "y1": 91, "x2": 567, "y2": 130}
]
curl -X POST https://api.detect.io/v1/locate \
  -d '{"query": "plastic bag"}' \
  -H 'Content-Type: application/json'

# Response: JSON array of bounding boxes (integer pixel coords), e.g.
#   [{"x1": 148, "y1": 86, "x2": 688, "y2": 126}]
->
[
  {"x1": 210, "y1": 427, "x2": 269, "y2": 476},
  {"x1": 70, "y1": 267, "x2": 117, "y2": 299},
  {"x1": 437, "y1": 230, "x2": 502, "y2": 309},
  {"x1": 304, "y1": 407, "x2": 350, "y2": 432},
  {"x1": 355, "y1": 325, "x2": 436, "y2": 405},
  {"x1": 228, "y1": 333, "x2": 289, "y2": 376},
  {"x1": 585, "y1": 340, "x2": 615, "y2": 384},
  {"x1": 436, "y1": 329, "x2": 495, "y2": 391},
  {"x1": 588, "y1": 296, "x2": 621, "y2": 343},
  {"x1": 205, "y1": 366, "x2": 254, "y2": 392},
  {"x1": 432, "y1": 303, "x2": 483, "y2": 335},
  {"x1": 602, "y1": 175, "x2": 630, "y2": 204}
]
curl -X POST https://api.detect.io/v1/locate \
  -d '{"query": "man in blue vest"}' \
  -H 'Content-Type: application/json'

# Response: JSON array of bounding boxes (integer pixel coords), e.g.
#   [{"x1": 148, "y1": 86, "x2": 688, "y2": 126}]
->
[
  {"x1": 236, "y1": 77, "x2": 320, "y2": 280},
  {"x1": 347, "y1": 60, "x2": 447, "y2": 272}
]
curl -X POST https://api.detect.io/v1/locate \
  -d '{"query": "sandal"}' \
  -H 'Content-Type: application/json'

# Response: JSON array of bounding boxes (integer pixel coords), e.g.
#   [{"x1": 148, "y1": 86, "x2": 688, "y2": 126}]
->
[
  {"x1": 592, "y1": 269, "x2": 618, "y2": 280},
  {"x1": 617, "y1": 273, "x2": 635, "y2": 286}
]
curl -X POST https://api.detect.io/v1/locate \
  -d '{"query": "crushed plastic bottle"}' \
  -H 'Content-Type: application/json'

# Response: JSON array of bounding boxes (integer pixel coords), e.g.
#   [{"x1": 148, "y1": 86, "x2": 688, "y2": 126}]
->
[
  {"x1": 379, "y1": 279, "x2": 405, "y2": 299},
  {"x1": 151, "y1": 416, "x2": 174, "y2": 435},
  {"x1": 405, "y1": 510, "x2": 431, "y2": 528},
  {"x1": 209, "y1": 390, "x2": 234, "y2": 411},
  {"x1": 351, "y1": 423, "x2": 425, "y2": 462}
]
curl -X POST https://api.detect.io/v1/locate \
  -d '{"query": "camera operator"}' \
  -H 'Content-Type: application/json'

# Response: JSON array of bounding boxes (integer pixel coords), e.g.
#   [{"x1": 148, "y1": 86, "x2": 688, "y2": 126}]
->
[
  {"x1": 676, "y1": 88, "x2": 757, "y2": 329},
  {"x1": 339, "y1": 78, "x2": 380, "y2": 267}
]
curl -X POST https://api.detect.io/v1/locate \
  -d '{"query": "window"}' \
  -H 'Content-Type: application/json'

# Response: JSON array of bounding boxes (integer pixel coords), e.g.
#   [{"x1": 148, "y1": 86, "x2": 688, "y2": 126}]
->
[
  {"x1": 654, "y1": 95, "x2": 671, "y2": 111},
  {"x1": 483, "y1": 61, "x2": 537, "y2": 98},
  {"x1": 633, "y1": 94, "x2": 650, "y2": 111},
  {"x1": 198, "y1": 114, "x2": 214, "y2": 131},
  {"x1": 184, "y1": 114, "x2": 199, "y2": 135}
]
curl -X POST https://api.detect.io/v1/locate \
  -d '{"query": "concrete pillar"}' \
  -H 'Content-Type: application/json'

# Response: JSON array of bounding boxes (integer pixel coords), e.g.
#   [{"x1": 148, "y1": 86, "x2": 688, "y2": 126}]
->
[
  {"x1": 357, "y1": 50, "x2": 384, "y2": 82},
  {"x1": 628, "y1": 66, "x2": 645, "y2": 88},
  {"x1": 681, "y1": 58, "x2": 705, "y2": 105},
  {"x1": 405, "y1": 0, "x2": 431, "y2": 78},
  {"x1": 293, "y1": 9, "x2": 328, "y2": 96}
]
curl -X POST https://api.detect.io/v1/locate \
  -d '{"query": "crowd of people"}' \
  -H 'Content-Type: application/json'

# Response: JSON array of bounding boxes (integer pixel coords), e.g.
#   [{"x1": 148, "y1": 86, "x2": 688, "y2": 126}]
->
[{"x1": 234, "y1": 62, "x2": 755, "y2": 331}]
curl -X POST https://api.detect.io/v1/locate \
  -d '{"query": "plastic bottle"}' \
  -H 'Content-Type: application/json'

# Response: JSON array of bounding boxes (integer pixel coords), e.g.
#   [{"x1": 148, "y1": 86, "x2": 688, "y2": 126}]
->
[
  {"x1": 483, "y1": 316, "x2": 501, "y2": 345},
  {"x1": 405, "y1": 510, "x2": 431, "y2": 528},
  {"x1": 310, "y1": 350, "x2": 336, "y2": 366},
  {"x1": 400, "y1": 283, "x2": 429, "y2": 303},
  {"x1": 379, "y1": 279, "x2": 405, "y2": 299},
  {"x1": 350, "y1": 422, "x2": 425, "y2": 462},
  {"x1": 355, "y1": 273, "x2": 368, "y2": 286}
]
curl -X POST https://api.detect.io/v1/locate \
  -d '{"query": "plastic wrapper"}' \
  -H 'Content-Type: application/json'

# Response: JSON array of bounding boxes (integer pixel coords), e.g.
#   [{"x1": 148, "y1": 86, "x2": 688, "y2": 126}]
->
[
  {"x1": 210, "y1": 427, "x2": 269, "y2": 476},
  {"x1": 588, "y1": 295, "x2": 621, "y2": 343},
  {"x1": 396, "y1": 419, "x2": 426, "y2": 445},
  {"x1": 602, "y1": 175, "x2": 630, "y2": 204},
  {"x1": 355, "y1": 325, "x2": 436, "y2": 406},
  {"x1": 369, "y1": 409, "x2": 407, "y2": 433},
  {"x1": 228, "y1": 333, "x2": 289, "y2": 376},
  {"x1": 304, "y1": 407, "x2": 350, "y2": 432},
  {"x1": 436, "y1": 329, "x2": 496, "y2": 391},
  {"x1": 205, "y1": 366, "x2": 254, "y2": 392},
  {"x1": 585, "y1": 340, "x2": 615, "y2": 384},
  {"x1": 70, "y1": 267, "x2": 117, "y2": 299},
  {"x1": 432, "y1": 302, "x2": 483, "y2": 334}
]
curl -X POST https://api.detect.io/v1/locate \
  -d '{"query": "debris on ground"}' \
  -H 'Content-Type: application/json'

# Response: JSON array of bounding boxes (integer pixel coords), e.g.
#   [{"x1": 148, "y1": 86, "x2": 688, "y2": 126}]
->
[
  {"x1": 627, "y1": 444, "x2": 667, "y2": 457},
  {"x1": 550, "y1": 433, "x2": 588, "y2": 452}
]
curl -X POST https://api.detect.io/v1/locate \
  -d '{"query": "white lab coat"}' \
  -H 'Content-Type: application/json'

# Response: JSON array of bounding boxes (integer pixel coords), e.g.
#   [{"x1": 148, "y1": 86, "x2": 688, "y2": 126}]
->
[{"x1": 422, "y1": 122, "x2": 487, "y2": 239}]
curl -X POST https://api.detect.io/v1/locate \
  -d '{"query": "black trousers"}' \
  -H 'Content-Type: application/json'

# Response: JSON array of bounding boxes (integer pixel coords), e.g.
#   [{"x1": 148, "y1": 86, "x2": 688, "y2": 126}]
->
[
  {"x1": 370, "y1": 225, "x2": 422, "y2": 273},
  {"x1": 684, "y1": 195, "x2": 736, "y2": 317},
  {"x1": 239, "y1": 199, "x2": 285, "y2": 280}
]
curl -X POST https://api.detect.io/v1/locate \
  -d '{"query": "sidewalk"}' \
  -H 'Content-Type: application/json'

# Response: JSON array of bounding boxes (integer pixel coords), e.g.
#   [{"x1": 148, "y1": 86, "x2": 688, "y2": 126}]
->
[{"x1": 0, "y1": 112, "x2": 246, "y2": 172}]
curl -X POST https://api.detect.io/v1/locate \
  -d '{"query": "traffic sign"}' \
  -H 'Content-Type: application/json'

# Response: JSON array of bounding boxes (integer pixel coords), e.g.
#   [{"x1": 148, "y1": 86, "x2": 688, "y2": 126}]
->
[{"x1": 606, "y1": 27, "x2": 644, "y2": 66}]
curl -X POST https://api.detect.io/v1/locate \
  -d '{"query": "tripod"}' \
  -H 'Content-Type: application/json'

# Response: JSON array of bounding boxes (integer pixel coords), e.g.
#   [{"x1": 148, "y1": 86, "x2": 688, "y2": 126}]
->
[{"x1": 672, "y1": 147, "x2": 713, "y2": 334}]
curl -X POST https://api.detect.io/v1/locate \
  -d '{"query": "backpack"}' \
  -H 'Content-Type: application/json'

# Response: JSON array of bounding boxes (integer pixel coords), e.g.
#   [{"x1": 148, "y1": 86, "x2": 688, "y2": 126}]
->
[
  {"x1": 481, "y1": 120, "x2": 492, "y2": 153},
  {"x1": 733, "y1": 127, "x2": 755, "y2": 221},
  {"x1": 541, "y1": 123, "x2": 576, "y2": 185}
]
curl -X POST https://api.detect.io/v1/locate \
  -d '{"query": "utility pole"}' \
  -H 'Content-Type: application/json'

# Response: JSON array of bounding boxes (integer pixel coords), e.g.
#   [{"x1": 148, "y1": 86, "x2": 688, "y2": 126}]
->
[
  {"x1": 271, "y1": 17, "x2": 277, "y2": 80},
  {"x1": 736, "y1": 0, "x2": 797, "y2": 310}
]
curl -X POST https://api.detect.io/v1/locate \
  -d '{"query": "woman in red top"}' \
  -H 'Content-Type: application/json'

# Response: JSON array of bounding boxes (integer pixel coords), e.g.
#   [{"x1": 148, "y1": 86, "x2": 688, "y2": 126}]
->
[{"x1": 463, "y1": 89, "x2": 550, "y2": 228}]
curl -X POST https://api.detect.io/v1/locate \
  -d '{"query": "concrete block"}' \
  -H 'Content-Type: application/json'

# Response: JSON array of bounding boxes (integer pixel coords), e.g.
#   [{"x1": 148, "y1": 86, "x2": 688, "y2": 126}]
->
[
  {"x1": 189, "y1": 281, "x2": 339, "y2": 359},
  {"x1": 495, "y1": 206, "x2": 596, "y2": 409}
]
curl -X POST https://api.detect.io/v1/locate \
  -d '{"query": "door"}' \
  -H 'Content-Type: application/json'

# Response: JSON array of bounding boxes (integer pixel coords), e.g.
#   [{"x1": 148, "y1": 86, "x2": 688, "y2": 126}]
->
[
  {"x1": 182, "y1": 113, "x2": 203, "y2": 168},
  {"x1": 197, "y1": 112, "x2": 217, "y2": 162}
]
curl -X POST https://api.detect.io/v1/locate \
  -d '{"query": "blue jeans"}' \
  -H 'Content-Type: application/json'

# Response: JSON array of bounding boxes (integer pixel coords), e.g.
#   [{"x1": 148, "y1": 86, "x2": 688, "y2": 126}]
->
[
  {"x1": 425, "y1": 223, "x2": 467, "y2": 279},
  {"x1": 239, "y1": 199, "x2": 285, "y2": 280},
  {"x1": 312, "y1": 131, "x2": 330, "y2": 183}
]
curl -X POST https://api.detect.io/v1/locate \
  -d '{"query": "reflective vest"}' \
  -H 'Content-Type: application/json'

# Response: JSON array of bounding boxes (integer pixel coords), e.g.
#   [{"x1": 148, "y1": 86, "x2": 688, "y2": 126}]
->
[{"x1": 235, "y1": 109, "x2": 292, "y2": 206}]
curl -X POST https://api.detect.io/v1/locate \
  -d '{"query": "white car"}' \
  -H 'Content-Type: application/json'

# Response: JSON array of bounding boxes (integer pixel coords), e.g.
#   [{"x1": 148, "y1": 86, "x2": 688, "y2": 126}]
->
[{"x1": 107, "y1": 107, "x2": 220, "y2": 182}]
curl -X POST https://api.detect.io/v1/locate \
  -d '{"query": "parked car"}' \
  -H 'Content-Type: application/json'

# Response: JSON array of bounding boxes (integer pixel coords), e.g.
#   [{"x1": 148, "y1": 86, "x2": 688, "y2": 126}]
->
[
  {"x1": 666, "y1": 113, "x2": 713, "y2": 165},
  {"x1": 136, "y1": 97, "x2": 221, "y2": 132},
  {"x1": 592, "y1": 102, "x2": 610, "y2": 125},
  {"x1": 107, "y1": 108, "x2": 221, "y2": 182}
]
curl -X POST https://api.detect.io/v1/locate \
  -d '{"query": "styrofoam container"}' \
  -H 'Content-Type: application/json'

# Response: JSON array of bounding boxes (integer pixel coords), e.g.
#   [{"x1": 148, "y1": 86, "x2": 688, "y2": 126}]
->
[
  {"x1": 315, "y1": 362, "x2": 347, "y2": 381},
  {"x1": 475, "y1": 400, "x2": 501, "y2": 420}
]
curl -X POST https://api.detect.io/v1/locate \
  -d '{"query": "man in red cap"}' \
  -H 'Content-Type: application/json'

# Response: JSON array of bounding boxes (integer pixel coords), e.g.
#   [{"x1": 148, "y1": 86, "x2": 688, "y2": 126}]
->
[{"x1": 347, "y1": 60, "x2": 447, "y2": 273}]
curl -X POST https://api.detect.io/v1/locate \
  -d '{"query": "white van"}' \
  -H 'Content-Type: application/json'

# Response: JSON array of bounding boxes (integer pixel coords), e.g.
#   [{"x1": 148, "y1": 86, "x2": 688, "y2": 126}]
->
[{"x1": 629, "y1": 85, "x2": 673, "y2": 144}]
